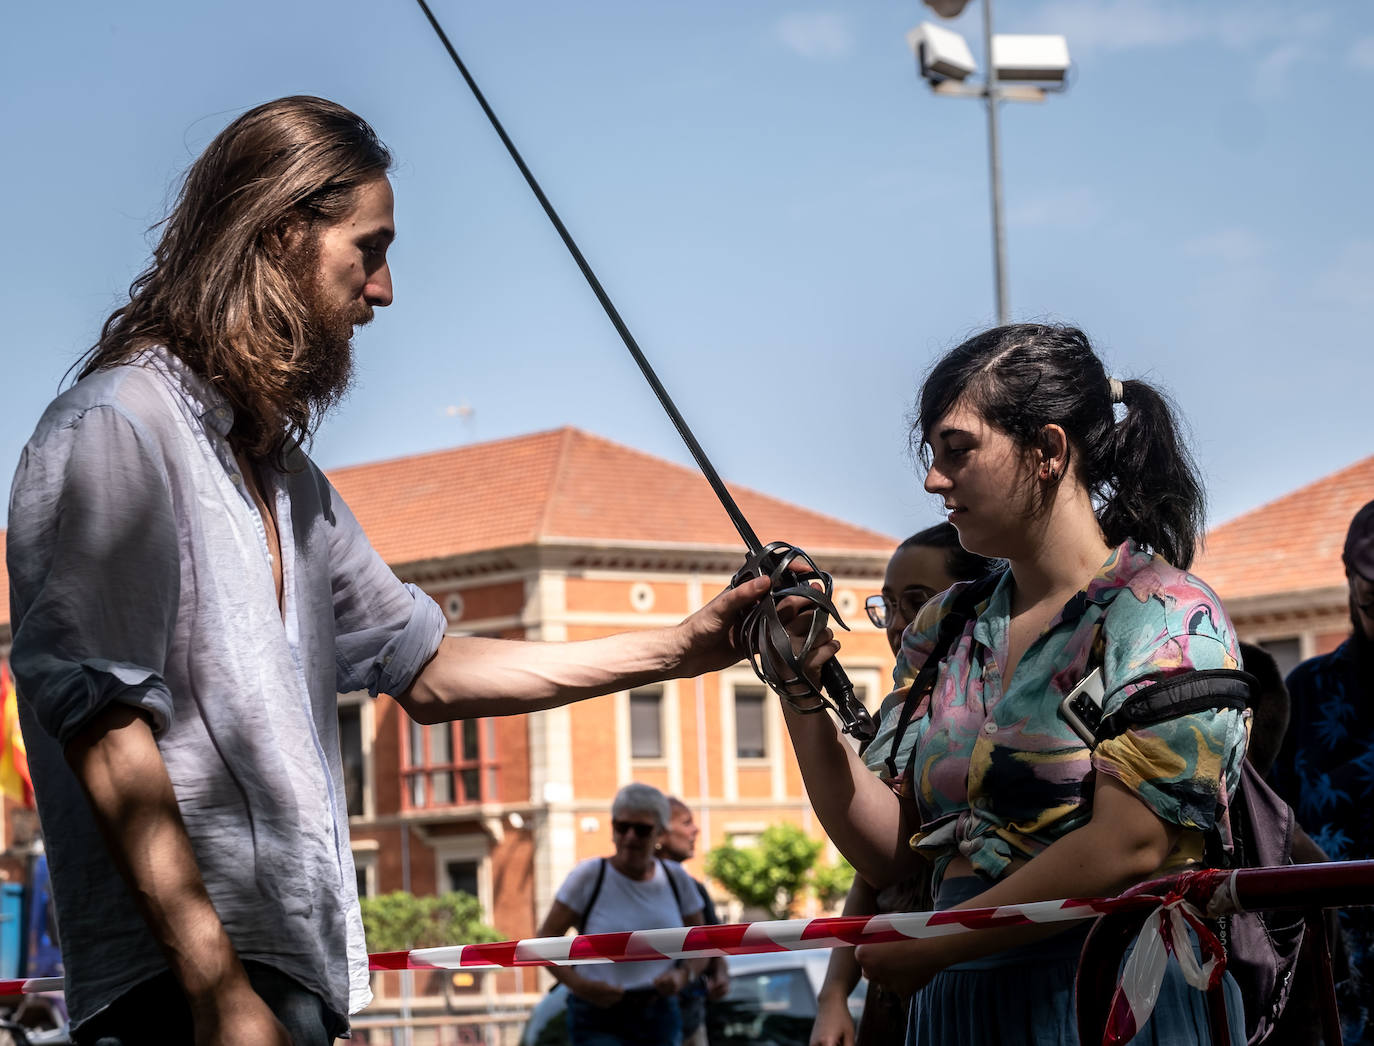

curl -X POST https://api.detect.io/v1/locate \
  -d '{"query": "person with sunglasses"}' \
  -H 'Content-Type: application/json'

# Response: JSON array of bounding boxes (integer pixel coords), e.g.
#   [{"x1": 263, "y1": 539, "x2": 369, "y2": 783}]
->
[
  {"x1": 1270, "y1": 499, "x2": 1374, "y2": 1042},
  {"x1": 813, "y1": 524, "x2": 994, "y2": 1046},
  {"x1": 535, "y1": 783, "x2": 704, "y2": 1045}
]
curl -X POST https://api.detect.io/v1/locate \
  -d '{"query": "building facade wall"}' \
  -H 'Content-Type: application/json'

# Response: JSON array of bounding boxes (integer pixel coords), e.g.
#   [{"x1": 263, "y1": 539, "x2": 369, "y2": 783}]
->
[{"x1": 348, "y1": 547, "x2": 895, "y2": 969}]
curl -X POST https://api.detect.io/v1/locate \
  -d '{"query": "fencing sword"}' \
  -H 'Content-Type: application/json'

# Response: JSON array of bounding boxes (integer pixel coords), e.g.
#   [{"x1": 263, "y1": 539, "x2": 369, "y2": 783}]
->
[{"x1": 412, "y1": 0, "x2": 876, "y2": 743}]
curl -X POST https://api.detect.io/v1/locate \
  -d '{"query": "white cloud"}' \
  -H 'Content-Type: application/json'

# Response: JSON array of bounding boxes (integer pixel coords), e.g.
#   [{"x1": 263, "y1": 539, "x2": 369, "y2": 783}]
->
[
  {"x1": 1251, "y1": 41, "x2": 1312, "y2": 99},
  {"x1": 1350, "y1": 36, "x2": 1374, "y2": 71},
  {"x1": 1312, "y1": 240, "x2": 1374, "y2": 312},
  {"x1": 773, "y1": 12, "x2": 856, "y2": 62},
  {"x1": 1029, "y1": 3, "x2": 1331, "y2": 100},
  {"x1": 1032, "y1": 1, "x2": 1329, "y2": 56},
  {"x1": 1009, "y1": 186, "x2": 1108, "y2": 228},
  {"x1": 1032, "y1": 1, "x2": 1202, "y2": 52},
  {"x1": 1183, "y1": 228, "x2": 1269, "y2": 266}
]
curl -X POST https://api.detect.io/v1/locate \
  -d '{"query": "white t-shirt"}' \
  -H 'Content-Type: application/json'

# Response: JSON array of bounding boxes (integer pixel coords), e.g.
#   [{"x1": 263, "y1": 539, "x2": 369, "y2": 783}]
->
[{"x1": 555, "y1": 857, "x2": 702, "y2": 989}]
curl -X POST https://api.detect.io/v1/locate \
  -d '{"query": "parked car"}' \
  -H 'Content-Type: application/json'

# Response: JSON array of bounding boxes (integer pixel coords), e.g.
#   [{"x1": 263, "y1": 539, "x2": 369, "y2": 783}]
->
[{"x1": 520, "y1": 949, "x2": 864, "y2": 1046}]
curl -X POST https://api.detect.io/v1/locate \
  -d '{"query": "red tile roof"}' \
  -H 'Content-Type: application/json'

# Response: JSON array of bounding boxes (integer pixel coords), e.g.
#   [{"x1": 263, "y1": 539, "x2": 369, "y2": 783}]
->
[
  {"x1": 2, "y1": 428, "x2": 896, "y2": 628},
  {"x1": 326, "y1": 427, "x2": 897, "y2": 569},
  {"x1": 1194, "y1": 454, "x2": 1374, "y2": 602}
]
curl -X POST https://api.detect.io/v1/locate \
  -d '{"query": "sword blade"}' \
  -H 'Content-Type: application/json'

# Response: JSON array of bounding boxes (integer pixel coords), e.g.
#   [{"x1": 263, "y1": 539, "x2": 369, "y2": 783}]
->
[{"x1": 413, "y1": 0, "x2": 763, "y2": 555}]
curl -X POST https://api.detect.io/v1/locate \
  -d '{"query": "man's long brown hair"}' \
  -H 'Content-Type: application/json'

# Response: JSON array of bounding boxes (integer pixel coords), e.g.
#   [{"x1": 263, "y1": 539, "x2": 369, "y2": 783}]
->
[{"x1": 77, "y1": 96, "x2": 392, "y2": 460}]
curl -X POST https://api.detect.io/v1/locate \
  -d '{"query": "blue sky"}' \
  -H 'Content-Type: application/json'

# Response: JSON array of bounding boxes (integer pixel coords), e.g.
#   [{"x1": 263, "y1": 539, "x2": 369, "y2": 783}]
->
[{"x1": 3, "y1": 1, "x2": 1371, "y2": 544}]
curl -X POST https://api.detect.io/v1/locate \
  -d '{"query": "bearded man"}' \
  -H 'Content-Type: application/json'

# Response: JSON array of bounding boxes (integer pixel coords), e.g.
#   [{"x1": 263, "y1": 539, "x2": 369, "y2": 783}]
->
[
  {"x1": 1270, "y1": 498, "x2": 1374, "y2": 1041},
  {"x1": 6, "y1": 96, "x2": 782, "y2": 1046}
]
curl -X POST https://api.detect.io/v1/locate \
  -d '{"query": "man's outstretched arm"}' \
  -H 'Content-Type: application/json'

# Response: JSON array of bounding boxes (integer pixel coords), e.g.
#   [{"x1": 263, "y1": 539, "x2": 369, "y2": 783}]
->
[
  {"x1": 66, "y1": 705, "x2": 292, "y2": 1046},
  {"x1": 395, "y1": 575, "x2": 786, "y2": 722}
]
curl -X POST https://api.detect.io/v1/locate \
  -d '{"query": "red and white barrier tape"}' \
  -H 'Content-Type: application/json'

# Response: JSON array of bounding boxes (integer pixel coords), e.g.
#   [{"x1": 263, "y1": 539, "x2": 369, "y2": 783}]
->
[
  {"x1": 0, "y1": 976, "x2": 62, "y2": 995},
  {"x1": 3, "y1": 859, "x2": 1371, "y2": 1043},
  {"x1": 0, "y1": 893, "x2": 1135, "y2": 996},
  {"x1": 368, "y1": 892, "x2": 1127, "y2": 972}
]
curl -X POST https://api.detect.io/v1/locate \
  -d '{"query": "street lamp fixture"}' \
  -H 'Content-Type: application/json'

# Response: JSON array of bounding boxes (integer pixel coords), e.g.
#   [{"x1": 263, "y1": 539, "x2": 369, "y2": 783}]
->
[{"x1": 907, "y1": 3, "x2": 1071, "y2": 323}]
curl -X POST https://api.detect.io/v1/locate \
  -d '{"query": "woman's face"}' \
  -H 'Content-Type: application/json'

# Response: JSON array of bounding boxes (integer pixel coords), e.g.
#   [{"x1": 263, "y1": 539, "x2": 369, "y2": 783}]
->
[
  {"x1": 923, "y1": 401, "x2": 1036, "y2": 560},
  {"x1": 612, "y1": 809, "x2": 663, "y2": 865},
  {"x1": 881, "y1": 544, "x2": 957, "y2": 656}
]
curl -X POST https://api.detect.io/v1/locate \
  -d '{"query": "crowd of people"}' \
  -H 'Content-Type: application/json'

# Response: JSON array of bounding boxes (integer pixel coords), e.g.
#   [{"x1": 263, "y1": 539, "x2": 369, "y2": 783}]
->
[{"x1": 5, "y1": 93, "x2": 1369, "y2": 1046}]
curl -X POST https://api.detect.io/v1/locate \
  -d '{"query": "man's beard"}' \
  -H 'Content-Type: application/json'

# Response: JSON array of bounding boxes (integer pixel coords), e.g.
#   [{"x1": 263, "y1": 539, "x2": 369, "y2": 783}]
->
[{"x1": 284, "y1": 238, "x2": 366, "y2": 429}]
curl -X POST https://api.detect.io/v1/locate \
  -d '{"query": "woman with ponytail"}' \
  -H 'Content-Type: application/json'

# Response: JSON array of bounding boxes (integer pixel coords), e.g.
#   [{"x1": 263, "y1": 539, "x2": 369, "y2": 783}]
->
[{"x1": 783, "y1": 324, "x2": 1247, "y2": 1044}]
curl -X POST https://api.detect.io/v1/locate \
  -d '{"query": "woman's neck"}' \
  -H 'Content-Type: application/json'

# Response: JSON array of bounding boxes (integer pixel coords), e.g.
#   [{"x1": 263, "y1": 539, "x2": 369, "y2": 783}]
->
[
  {"x1": 610, "y1": 852, "x2": 656, "y2": 880},
  {"x1": 1007, "y1": 489, "x2": 1113, "y2": 612}
]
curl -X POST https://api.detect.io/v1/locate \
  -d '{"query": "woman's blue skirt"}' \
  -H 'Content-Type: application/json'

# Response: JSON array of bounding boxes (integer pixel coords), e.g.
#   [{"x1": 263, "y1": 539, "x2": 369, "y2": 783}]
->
[{"x1": 905, "y1": 877, "x2": 1245, "y2": 1046}]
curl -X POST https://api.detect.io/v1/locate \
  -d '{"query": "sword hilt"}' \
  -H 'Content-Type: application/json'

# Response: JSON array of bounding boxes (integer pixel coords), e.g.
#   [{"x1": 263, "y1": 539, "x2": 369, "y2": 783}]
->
[{"x1": 730, "y1": 542, "x2": 876, "y2": 743}]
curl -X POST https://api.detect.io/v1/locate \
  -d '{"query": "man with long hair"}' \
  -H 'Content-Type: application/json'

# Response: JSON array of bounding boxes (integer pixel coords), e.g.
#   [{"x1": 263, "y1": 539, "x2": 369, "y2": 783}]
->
[{"x1": 6, "y1": 96, "x2": 778, "y2": 1045}]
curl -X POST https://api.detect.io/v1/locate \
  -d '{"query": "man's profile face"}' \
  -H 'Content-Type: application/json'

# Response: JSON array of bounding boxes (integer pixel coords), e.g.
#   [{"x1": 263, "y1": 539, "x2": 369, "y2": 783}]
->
[
  {"x1": 284, "y1": 176, "x2": 396, "y2": 418},
  {"x1": 310, "y1": 176, "x2": 396, "y2": 326}
]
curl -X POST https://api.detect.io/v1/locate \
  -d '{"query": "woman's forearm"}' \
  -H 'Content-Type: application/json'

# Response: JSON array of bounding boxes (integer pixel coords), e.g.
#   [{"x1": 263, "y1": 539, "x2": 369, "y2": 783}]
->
[
  {"x1": 856, "y1": 776, "x2": 1178, "y2": 988},
  {"x1": 779, "y1": 703, "x2": 917, "y2": 887}
]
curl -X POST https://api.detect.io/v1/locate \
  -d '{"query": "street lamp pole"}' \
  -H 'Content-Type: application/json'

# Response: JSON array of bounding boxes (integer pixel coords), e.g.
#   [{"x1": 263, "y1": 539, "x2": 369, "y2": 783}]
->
[
  {"x1": 981, "y1": 0, "x2": 1010, "y2": 324},
  {"x1": 915, "y1": 2, "x2": 1069, "y2": 325}
]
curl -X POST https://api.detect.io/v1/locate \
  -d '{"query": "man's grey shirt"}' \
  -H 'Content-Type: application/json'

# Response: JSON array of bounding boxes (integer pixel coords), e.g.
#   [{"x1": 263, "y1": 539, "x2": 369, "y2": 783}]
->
[{"x1": 6, "y1": 347, "x2": 446, "y2": 1029}]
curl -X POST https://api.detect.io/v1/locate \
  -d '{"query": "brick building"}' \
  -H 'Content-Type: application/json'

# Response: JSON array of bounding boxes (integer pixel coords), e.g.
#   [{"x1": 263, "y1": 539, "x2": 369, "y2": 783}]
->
[
  {"x1": 324, "y1": 428, "x2": 897, "y2": 930},
  {"x1": 1193, "y1": 454, "x2": 1374, "y2": 675}
]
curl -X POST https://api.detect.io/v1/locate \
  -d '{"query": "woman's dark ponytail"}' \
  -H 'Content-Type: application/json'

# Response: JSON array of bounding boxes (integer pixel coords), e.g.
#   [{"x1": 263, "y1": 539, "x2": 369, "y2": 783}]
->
[
  {"x1": 1099, "y1": 379, "x2": 1205, "y2": 569},
  {"x1": 914, "y1": 324, "x2": 1206, "y2": 569}
]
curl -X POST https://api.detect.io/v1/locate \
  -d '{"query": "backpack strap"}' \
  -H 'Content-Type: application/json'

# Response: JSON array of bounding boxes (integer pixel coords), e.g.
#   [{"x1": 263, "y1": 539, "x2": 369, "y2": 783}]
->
[
  {"x1": 885, "y1": 572, "x2": 1003, "y2": 780},
  {"x1": 576, "y1": 857, "x2": 609, "y2": 932},
  {"x1": 1093, "y1": 669, "x2": 1255, "y2": 747},
  {"x1": 659, "y1": 857, "x2": 686, "y2": 916}
]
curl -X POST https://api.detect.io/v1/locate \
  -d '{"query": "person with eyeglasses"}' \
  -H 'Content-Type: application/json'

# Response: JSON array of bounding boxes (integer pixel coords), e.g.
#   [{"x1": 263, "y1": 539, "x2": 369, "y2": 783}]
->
[
  {"x1": 865, "y1": 525, "x2": 996, "y2": 660},
  {"x1": 813, "y1": 524, "x2": 994, "y2": 1046},
  {"x1": 1269, "y1": 499, "x2": 1374, "y2": 1042},
  {"x1": 535, "y1": 783, "x2": 704, "y2": 1045},
  {"x1": 783, "y1": 325, "x2": 1250, "y2": 1045}
]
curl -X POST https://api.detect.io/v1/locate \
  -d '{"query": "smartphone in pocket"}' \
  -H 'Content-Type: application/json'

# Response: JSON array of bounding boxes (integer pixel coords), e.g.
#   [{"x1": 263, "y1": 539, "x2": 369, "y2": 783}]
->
[{"x1": 1058, "y1": 668, "x2": 1105, "y2": 747}]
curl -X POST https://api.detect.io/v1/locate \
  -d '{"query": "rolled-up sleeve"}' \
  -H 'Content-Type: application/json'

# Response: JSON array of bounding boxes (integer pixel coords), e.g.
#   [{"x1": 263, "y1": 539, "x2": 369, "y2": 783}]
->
[
  {"x1": 1092, "y1": 591, "x2": 1248, "y2": 833},
  {"x1": 325, "y1": 483, "x2": 445, "y2": 698},
  {"x1": 7, "y1": 405, "x2": 179, "y2": 744}
]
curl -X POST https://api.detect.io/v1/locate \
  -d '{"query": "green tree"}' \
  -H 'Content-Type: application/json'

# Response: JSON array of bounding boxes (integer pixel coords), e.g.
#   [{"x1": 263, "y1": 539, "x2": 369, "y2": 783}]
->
[
  {"x1": 811, "y1": 853, "x2": 855, "y2": 911},
  {"x1": 359, "y1": 891, "x2": 502, "y2": 953},
  {"x1": 705, "y1": 822, "x2": 823, "y2": 919}
]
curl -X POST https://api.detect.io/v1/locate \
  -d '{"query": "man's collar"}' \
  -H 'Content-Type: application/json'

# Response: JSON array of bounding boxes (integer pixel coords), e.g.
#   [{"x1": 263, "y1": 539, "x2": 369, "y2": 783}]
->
[{"x1": 142, "y1": 345, "x2": 234, "y2": 437}]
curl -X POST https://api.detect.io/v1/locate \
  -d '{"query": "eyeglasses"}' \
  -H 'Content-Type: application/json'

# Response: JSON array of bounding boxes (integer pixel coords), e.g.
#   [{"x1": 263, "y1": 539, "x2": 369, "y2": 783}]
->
[
  {"x1": 612, "y1": 820, "x2": 657, "y2": 839},
  {"x1": 865, "y1": 587, "x2": 936, "y2": 629}
]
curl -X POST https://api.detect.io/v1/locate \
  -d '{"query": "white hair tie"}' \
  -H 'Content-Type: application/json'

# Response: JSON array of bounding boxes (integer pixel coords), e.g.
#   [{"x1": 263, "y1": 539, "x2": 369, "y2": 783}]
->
[{"x1": 1108, "y1": 377, "x2": 1125, "y2": 404}]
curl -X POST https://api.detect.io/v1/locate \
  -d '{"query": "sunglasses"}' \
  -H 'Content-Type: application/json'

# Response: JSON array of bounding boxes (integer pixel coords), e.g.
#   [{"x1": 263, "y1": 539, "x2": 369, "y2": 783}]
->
[
  {"x1": 613, "y1": 820, "x2": 657, "y2": 839},
  {"x1": 864, "y1": 586, "x2": 937, "y2": 629}
]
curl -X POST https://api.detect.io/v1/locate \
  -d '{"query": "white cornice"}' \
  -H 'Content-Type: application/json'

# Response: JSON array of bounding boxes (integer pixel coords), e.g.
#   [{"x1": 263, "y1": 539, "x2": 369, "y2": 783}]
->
[
  {"x1": 392, "y1": 539, "x2": 889, "y2": 587},
  {"x1": 1222, "y1": 585, "x2": 1347, "y2": 620}
]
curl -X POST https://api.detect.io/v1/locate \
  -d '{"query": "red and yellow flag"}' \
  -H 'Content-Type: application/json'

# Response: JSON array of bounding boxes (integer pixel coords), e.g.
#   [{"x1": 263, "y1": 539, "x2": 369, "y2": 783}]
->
[{"x1": 0, "y1": 662, "x2": 34, "y2": 808}]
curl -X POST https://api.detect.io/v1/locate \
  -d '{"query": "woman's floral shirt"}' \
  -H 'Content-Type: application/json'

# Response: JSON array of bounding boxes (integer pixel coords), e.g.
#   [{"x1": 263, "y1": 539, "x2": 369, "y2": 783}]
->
[{"x1": 886, "y1": 541, "x2": 1249, "y2": 886}]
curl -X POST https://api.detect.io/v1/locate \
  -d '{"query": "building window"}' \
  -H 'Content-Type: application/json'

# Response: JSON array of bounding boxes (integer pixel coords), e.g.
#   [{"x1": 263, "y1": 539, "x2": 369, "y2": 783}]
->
[
  {"x1": 353, "y1": 852, "x2": 377, "y2": 899},
  {"x1": 444, "y1": 859, "x2": 480, "y2": 899},
  {"x1": 433, "y1": 841, "x2": 493, "y2": 921},
  {"x1": 1256, "y1": 637, "x2": 1303, "y2": 680},
  {"x1": 339, "y1": 703, "x2": 365, "y2": 818},
  {"x1": 735, "y1": 685, "x2": 767, "y2": 760},
  {"x1": 630, "y1": 686, "x2": 664, "y2": 760},
  {"x1": 403, "y1": 719, "x2": 499, "y2": 810}
]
